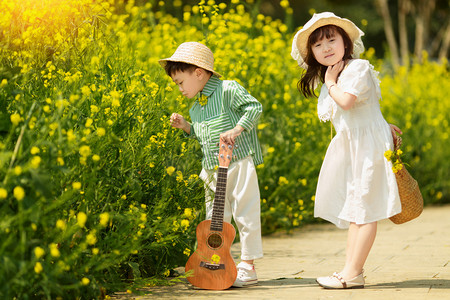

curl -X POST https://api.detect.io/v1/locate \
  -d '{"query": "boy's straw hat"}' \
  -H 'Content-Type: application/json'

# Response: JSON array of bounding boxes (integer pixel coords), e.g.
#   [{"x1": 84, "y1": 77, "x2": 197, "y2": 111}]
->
[
  {"x1": 159, "y1": 42, "x2": 222, "y2": 77},
  {"x1": 291, "y1": 12, "x2": 365, "y2": 69}
]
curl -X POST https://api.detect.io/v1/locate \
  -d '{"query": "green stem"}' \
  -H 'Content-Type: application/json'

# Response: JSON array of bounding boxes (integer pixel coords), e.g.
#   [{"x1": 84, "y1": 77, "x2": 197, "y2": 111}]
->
[{"x1": 3, "y1": 101, "x2": 37, "y2": 185}]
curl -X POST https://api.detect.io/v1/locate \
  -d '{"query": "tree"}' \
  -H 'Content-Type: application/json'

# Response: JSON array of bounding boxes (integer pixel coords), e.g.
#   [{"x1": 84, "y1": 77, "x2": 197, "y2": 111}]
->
[{"x1": 375, "y1": 0, "x2": 449, "y2": 67}]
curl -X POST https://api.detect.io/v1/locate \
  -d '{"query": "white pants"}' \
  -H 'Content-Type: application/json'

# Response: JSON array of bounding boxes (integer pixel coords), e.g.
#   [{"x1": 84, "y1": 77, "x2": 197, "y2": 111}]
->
[{"x1": 200, "y1": 156, "x2": 263, "y2": 261}]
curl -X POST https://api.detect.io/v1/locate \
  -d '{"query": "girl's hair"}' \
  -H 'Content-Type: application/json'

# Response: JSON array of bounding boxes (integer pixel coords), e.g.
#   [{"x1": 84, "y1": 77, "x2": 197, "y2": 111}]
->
[
  {"x1": 164, "y1": 61, "x2": 212, "y2": 77},
  {"x1": 298, "y1": 25, "x2": 354, "y2": 98}
]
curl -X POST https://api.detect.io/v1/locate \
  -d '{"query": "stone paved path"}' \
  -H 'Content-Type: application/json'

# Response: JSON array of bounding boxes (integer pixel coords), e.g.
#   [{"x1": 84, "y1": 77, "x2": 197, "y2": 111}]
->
[{"x1": 114, "y1": 205, "x2": 450, "y2": 299}]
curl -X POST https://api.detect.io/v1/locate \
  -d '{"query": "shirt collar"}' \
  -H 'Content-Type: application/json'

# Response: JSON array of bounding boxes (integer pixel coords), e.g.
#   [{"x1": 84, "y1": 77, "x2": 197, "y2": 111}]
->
[{"x1": 201, "y1": 75, "x2": 221, "y2": 97}]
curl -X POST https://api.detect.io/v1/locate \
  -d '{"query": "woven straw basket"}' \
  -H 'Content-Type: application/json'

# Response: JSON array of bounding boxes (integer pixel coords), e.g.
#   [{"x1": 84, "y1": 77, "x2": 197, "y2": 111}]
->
[{"x1": 389, "y1": 137, "x2": 424, "y2": 224}]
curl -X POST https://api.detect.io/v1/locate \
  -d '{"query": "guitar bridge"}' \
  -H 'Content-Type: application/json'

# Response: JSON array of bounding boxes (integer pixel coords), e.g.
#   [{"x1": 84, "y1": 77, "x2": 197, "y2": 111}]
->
[{"x1": 200, "y1": 261, "x2": 225, "y2": 270}]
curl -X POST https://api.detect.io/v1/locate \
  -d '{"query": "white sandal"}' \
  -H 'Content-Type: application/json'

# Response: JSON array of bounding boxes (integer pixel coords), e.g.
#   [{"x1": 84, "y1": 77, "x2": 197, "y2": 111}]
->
[{"x1": 316, "y1": 272, "x2": 365, "y2": 289}]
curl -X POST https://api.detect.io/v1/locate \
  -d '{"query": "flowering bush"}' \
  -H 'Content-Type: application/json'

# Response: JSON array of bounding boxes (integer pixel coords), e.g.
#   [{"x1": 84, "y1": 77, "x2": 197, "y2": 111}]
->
[{"x1": 0, "y1": 0, "x2": 448, "y2": 298}]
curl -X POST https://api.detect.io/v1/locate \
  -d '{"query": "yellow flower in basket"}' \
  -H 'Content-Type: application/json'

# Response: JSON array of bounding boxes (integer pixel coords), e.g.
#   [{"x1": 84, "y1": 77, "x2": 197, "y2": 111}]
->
[{"x1": 384, "y1": 149, "x2": 404, "y2": 173}]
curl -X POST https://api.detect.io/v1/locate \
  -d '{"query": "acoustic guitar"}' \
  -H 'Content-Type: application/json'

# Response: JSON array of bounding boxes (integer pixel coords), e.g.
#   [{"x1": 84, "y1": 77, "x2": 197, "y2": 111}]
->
[{"x1": 185, "y1": 138, "x2": 237, "y2": 290}]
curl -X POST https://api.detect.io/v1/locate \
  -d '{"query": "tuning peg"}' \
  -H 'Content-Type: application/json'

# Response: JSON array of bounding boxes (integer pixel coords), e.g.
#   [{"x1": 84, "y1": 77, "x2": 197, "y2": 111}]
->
[
  {"x1": 228, "y1": 145, "x2": 232, "y2": 149},
  {"x1": 220, "y1": 154, "x2": 224, "y2": 158},
  {"x1": 226, "y1": 155, "x2": 231, "y2": 159},
  {"x1": 234, "y1": 144, "x2": 238, "y2": 148}
]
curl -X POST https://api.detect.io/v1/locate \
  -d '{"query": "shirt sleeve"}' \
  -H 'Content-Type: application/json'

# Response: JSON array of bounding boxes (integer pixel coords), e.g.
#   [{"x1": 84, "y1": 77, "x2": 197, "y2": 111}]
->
[
  {"x1": 229, "y1": 81, "x2": 263, "y2": 131},
  {"x1": 182, "y1": 123, "x2": 197, "y2": 139},
  {"x1": 339, "y1": 59, "x2": 372, "y2": 103}
]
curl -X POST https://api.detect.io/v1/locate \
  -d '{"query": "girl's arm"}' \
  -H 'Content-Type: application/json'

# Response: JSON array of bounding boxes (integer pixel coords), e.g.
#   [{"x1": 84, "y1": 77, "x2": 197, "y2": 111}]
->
[{"x1": 325, "y1": 60, "x2": 356, "y2": 110}]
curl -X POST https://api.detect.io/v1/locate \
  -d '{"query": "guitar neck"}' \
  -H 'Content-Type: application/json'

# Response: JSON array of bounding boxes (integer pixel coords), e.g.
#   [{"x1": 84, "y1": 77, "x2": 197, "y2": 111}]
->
[{"x1": 210, "y1": 167, "x2": 228, "y2": 232}]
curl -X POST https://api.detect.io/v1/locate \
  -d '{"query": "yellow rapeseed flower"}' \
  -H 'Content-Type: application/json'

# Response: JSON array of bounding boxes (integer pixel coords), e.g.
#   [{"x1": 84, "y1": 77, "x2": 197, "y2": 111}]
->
[
  {"x1": 166, "y1": 166, "x2": 175, "y2": 176},
  {"x1": 30, "y1": 146, "x2": 40, "y2": 155},
  {"x1": 180, "y1": 219, "x2": 189, "y2": 229},
  {"x1": 184, "y1": 208, "x2": 193, "y2": 218},
  {"x1": 211, "y1": 254, "x2": 221, "y2": 263},
  {"x1": 81, "y1": 277, "x2": 90, "y2": 285},
  {"x1": 85, "y1": 118, "x2": 93, "y2": 127},
  {"x1": 10, "y1": 113, "x2": 21, "y2": 126},
  {"x1": 34, "y1": 262, "x2": 43, "y2": 274},
  {"x1": 81, "y1": 86, "x2": 91, "y2": 96},
  {"x1": 34, "y1": 247, "x2": 45, "y2": 259},
  {"x1": 57, "y1": 157, "x2": 64, "y2": 166},
  {"x1": 14, "y1": 166, "x2": 22, "y2": 175},
  {"x1": 140, "y1": 213, "x2": 147, "y2": 222},
  {"x1": 86, "y1": 233, "x2": 97, "y2": 245},
  {"x1": 90, "y1": 105, "x2": 99, "y2": 113},
  {"x1": 56, "y1": 219, "x2": 66, "y2": 230},
  {"x1": 384, "y1": 150, "x2": 393, "y2": 160},
  {"x1": 0, "y1": 188, "x2": 7, "y2": 199},
  {"x1": 77, "y1": 212, "x2": 87, "y2": 227},
  {"x1": 79, "y1": 145, "x2": 91, "y2": 157},
  {"x1": 13, "y1": 186, "x2": 25, "y2": 201},
  {"x1": 72, "y1": 182, "x2": 82, "y2": 190},
  {"x1": 50, "y1": 243, "x2": 60, "y2": 257},
  {"x1": 92, "y1": 248, "x2": 99, "y2": 255},
  {"x1": 99, "y1": 212, "x2": 109, "y2": 227},
  {"x1": 278, "y1": 176, "x2": 289, "y2": 185},
  {"x1": 31, "y1": 156, "x2": 41, "y2": 168},
  {"x1": 97, "y1": 127, "x2": 106, "y2": 136}
]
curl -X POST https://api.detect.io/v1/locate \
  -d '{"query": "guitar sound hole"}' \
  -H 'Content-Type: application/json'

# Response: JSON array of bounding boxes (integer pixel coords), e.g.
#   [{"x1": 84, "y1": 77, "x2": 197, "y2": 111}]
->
[{"x1": 207, "y1": 233, "x2": 223, "y2": 249}]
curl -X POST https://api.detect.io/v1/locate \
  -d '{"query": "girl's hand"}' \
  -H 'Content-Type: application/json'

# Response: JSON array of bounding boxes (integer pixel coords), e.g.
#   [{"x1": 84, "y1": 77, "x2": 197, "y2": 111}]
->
[
  {"x1": 389, "y1": 124, "x2": 403, "y2": 146},
  {"x1": 170, "y1": 113, "x2": 189, "y2": 131},
  {"x1": 389, "y1": 124, "x2": 402, "y2": 137},
  {"x1": 325, "y1": 60, "x2": 345, "y2": 88},
  {"x1": 220, "y1": 125, "x2": 244, "y2": 145}
]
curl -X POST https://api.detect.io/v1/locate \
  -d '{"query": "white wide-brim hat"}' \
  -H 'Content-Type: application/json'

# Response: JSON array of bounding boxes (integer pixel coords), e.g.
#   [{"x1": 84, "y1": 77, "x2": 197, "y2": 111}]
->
[
  {"x1": 159, "y1": 42, "x2": 222, "y2": 77},
  {"x1": 291, "y1": 12, "x2": 365, "y2": 69}
]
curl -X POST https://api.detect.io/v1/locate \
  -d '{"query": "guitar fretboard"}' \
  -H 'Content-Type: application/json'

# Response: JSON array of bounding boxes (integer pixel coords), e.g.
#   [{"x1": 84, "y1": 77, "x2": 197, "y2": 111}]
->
[{"x1": 210, "y1": 167, "x2": 228, "y2": 232}]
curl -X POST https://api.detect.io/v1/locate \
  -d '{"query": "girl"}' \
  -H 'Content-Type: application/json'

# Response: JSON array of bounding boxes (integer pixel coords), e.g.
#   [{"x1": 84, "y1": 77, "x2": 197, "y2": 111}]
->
[{"x1": 291, "y1": 12, "x2": 402, "y2": 289}]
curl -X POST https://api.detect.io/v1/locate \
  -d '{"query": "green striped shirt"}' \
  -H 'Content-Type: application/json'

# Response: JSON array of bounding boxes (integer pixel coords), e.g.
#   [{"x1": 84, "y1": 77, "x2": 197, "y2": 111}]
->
[{"x1": 185, "y1": 75, "x2": 263, "y2": 170}]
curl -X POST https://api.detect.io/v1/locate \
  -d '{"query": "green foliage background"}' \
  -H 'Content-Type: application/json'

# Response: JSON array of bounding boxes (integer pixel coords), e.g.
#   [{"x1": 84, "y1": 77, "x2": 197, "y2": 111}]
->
[{"x1": 0, "y1": 0, "x2": 448, "y2": 298}]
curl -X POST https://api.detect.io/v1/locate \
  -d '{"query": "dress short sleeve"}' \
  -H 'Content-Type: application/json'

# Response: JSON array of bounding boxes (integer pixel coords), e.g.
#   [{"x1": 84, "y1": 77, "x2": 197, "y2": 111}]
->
[{"x1": 339, "y1": 59, "x2": 374, "y2": 103}]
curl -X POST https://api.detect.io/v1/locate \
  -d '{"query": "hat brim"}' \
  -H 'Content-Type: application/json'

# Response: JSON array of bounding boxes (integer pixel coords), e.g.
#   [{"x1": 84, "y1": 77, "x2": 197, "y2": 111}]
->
[{"x1": 158, "y1": 58, "x2": 222, "y2": 78}]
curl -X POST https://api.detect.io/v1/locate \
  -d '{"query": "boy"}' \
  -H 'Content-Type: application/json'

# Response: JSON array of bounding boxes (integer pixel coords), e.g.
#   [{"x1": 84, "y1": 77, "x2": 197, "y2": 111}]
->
[{"x1": 159, "y1": 42, "x2": 263, "y2": 287}]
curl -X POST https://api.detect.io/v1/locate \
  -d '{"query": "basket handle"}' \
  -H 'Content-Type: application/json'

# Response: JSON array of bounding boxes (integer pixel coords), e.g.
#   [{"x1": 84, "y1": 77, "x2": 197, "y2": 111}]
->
[{"x1": 393, "y1": 135, "x2": 403, "y2": 151}]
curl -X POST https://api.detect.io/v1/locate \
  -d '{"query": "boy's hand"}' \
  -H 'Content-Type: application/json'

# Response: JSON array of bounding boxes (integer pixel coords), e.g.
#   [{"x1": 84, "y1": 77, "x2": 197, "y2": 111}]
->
[
  {"x1": 170, "y1": 113, "x2": 190, "y2": 133},
  {"x1": 220, "y1": 125, "x2": 244, "y2": 145}
]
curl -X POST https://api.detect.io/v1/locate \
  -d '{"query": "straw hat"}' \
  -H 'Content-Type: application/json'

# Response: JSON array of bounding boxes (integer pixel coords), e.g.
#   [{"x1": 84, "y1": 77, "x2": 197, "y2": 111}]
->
[
  {"x1": 159, "y1": 42, "x2": 222, "y2": 77},
  {"x1": 291, "y1": 12, "x2": 365, "y2": 69}
]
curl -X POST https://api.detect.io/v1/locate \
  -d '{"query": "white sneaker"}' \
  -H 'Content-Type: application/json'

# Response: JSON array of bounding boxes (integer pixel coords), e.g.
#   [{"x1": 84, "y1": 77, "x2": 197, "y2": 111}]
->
[{"x1": 232, "y1": 262, "x2": 258, "y2": 287}]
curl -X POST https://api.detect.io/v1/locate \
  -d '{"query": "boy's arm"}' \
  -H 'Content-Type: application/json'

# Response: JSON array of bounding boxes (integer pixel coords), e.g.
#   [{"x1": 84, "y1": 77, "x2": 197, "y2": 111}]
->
[{"x1": 183, "y1": 123, "x2": 196, "y2": 139}]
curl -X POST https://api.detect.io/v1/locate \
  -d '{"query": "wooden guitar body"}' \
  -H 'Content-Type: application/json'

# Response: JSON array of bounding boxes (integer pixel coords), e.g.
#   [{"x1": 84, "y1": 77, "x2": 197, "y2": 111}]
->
[{"x1": 185, "y1": 220, "x2": 237, "y2": 290}]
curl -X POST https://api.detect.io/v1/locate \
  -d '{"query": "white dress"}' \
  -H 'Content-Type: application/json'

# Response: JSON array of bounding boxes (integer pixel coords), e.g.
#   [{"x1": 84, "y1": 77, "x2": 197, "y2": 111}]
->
[{"x1": 314, "y1": 59, "x2": 401, "y2": 229}]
